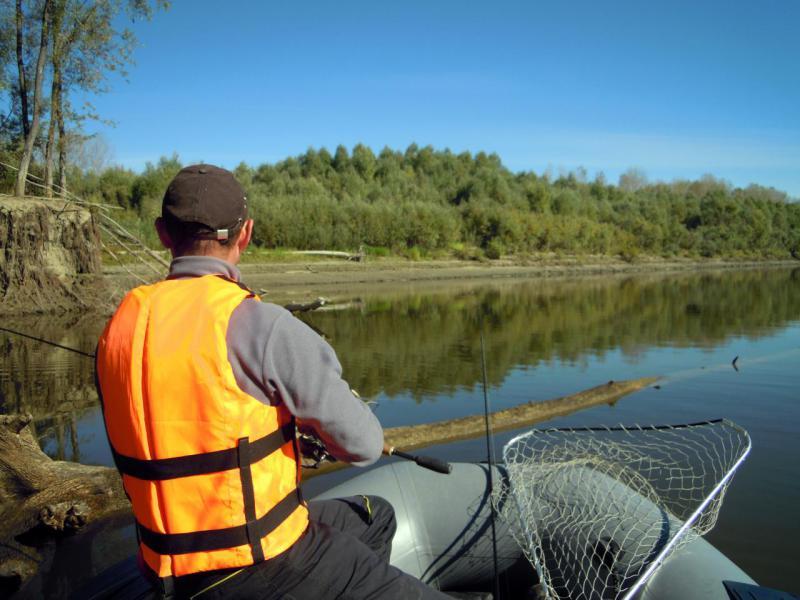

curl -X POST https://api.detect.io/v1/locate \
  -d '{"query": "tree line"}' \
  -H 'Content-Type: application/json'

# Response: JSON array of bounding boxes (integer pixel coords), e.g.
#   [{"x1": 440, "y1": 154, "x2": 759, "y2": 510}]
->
[{"x1": 46, "y1": 145, "x2": 800, "y2": 260}]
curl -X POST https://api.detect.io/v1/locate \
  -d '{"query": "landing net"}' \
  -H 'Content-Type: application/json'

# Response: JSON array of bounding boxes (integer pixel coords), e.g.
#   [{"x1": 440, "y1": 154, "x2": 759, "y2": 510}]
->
[{"x1": 496, "y1": 419, "x2": 751, "y2": 600}]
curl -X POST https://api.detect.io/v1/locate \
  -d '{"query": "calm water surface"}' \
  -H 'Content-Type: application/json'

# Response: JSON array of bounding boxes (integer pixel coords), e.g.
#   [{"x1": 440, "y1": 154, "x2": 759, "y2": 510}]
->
[{"x1": 1, "y1": 267, "x2": 798, "y2": 597}]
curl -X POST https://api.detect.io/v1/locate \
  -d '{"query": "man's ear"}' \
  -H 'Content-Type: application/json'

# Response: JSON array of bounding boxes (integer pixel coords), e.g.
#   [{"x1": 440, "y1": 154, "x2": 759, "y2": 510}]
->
[
  {"x1": 237, "y1": 219, "x2": 253, "y2": 254},
  {"x1": 155, "y1": 217, "x2": 174, "y2": 250}
]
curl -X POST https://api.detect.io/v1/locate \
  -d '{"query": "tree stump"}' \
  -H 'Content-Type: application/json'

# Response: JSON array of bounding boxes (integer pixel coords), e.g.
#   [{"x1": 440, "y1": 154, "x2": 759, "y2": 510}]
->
[{"x1": 0, "y1": 197, "x2": 107, "y2": 314}]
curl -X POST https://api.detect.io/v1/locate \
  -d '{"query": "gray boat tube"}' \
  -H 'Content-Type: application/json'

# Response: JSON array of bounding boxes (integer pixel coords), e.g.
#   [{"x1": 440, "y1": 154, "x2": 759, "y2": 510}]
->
[
  {"x1": 316, "y1": 461, "x2": 521, "y2": 591},
  {"x1": 317, "y1": 461, "x2": 756, "y2": 599},
  {"x1": 70, "y1": 461, "x2": 756, "y2": 599}
]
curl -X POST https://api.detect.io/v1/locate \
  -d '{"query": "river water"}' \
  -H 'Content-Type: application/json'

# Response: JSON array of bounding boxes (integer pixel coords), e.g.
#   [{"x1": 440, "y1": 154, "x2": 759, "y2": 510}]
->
[{"x1": 1, "y1": 266, "x2": 798, "y2": 597}]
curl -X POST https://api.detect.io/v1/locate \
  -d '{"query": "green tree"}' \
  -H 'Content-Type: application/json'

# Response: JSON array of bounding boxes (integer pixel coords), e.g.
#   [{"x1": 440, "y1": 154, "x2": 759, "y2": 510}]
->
[
  {"x1": 351, "y1": 143, "x2": 376, "y2": 182},
  {"x1": 4, "y1": 0, "x2": 166, "y2": 197}
]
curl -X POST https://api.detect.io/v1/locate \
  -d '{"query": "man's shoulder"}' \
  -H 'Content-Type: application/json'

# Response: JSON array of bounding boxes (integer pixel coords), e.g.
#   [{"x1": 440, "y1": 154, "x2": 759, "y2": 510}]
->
[
  {"x1": 236, "y1": 297, "x2": 291, "y2": 322},
  {"x1": 228, "y1": 298, "x2": 296, "y2": 344}
]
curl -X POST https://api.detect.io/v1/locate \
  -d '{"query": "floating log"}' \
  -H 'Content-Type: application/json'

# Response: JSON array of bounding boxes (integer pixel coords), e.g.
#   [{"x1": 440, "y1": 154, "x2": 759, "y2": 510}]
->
[
  {"x1": 385, "y1": 376, "x2": 659, "y2": 451},
  {"x1": 303, "y1": 376, "x2": 659, "y2": 474}
]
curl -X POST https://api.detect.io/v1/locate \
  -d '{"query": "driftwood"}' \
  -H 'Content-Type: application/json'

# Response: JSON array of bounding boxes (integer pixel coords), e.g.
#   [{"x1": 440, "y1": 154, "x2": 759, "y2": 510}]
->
[
  {"x1": 304, "y1": 376, "x2": 659, "y2": 475},
  {"x1": 0, "y1": 414, "x2": 128, "y2": 592},
  {"x1": 289, "y1": 249, "x2": 365, "y2": 262},
  {"x1": 385, "y1": 377, "x2": 659, "y2": 451},
  {"x1": 283, "y1": 297, "x2": 328, "y2": 313}
]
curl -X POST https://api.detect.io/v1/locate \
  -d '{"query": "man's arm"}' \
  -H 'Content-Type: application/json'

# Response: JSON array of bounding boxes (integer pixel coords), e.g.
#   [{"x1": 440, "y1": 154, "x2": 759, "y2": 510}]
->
[{"x1": 227, "y1": 300, "x2": 383, "y2": 466}]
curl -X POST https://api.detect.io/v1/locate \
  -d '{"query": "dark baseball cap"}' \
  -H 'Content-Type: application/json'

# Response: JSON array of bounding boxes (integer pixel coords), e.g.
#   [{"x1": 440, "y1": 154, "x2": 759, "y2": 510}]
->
[{"x1": 162, "y1": 164, "x2": 248, "y2": 241}]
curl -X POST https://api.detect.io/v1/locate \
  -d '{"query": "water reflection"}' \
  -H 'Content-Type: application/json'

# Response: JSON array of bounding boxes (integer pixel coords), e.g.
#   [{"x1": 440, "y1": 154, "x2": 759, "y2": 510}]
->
[
  {"x1": 0, "y1": 314, "x2": 102, "y2": 461},
  {"x1": 302, "y1": 268, "x2": 800, "y2": 400},
  {"x1": 1, "y1": 267, "x2": 799, "y2": 456}
]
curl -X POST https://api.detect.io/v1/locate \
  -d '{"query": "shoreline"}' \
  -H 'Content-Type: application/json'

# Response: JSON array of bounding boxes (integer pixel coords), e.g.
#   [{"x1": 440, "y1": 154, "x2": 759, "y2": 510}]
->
[
  {"x1": 99, "y1": 256, "x2": 800, "y2": 305},
  {"x1": 232, "y1": 256, "x2": 797, "y2": 304}
]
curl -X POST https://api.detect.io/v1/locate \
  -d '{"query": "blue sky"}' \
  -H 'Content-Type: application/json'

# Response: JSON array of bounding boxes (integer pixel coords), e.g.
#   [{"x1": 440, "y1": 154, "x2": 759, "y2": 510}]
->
[{"x1": 83, "y1": 0, "x2": 800, "y2": 196}]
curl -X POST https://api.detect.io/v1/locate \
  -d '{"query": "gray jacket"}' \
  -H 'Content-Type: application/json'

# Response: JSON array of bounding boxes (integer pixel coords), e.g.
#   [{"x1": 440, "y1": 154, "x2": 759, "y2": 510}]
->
[{"x1": 168, "y1": 256, "x2": 384, "y2": 467}]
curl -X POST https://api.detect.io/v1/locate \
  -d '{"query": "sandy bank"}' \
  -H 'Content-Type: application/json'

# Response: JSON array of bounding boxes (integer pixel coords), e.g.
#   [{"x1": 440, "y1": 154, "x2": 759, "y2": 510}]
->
[
  {"x1": 232, "y1": 256, "x2": 797, "y2": 305},
  {"x1": 102, "y1": 254, "x2": 798, "y2": 306}
]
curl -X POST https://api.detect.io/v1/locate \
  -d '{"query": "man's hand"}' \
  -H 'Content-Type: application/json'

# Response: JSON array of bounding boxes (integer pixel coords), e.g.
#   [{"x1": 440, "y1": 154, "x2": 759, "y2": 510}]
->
[{"x1": 297, "y1": 432, "x2": 336, "y2": 468}]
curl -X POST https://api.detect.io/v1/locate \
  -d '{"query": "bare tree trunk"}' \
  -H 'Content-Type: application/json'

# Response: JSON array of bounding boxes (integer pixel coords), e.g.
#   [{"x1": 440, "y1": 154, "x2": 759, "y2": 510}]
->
[
  {"x1": 44, "y1": 84, "x2": 57, "y2": 197},
  {"x1": 57, "y1": 77, "x2": 68, "y2": 197},
  {"x1": 14, "y1": 0, "x2": 52, "y2": 198},
  {"x1": 43, "y1": 63, "x2": 62, "y2": 198},
  {"x1": 45, "y1": 1, "x2": 67, "y2": 198},
  {"x1": 304, "y1": 377, "x2": 659, "y2": 475},
  {"x1": 15, "y1": 0, "x2": 30, "y2": 140}
]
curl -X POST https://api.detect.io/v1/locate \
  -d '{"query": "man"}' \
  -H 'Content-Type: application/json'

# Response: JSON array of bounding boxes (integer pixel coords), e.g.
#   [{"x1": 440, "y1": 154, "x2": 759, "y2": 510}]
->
[{"x1": 95, "y1": 164, "x2": 451, "y2": 599}]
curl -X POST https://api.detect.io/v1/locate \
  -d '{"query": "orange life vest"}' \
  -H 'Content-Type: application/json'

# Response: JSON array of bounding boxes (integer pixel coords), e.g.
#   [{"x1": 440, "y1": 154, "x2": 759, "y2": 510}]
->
[{"x1": 96, "y1": 274, "x2": 309, "y2": 579}]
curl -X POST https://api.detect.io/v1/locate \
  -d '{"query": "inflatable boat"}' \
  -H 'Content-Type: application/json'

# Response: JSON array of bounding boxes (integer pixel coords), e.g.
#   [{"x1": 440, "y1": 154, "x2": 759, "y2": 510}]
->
[{"x1": 74, "y1": 460, "x2": 772, "y2": 600}]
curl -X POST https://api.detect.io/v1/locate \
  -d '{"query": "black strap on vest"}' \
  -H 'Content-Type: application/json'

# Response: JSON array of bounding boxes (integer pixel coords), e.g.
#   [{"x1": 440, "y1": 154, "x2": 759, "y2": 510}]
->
[
  {"x1": 114, "y1": 420, "x2": 302, "y2": 561},
  {"x1": 237, "y1": 436, "x2": 265, "y2": 563},
  {"x1": 111, "y1": 422, "x2": 294, "y2": 481},
  {"x1": 138, "y1": 486, "x2": 304, "y2": 555}
]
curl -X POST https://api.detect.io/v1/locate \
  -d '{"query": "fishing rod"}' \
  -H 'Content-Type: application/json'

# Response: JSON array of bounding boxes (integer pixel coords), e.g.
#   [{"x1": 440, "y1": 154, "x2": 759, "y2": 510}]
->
[
  {"x1": 347, "y1": 389, "x2": 451, "y2": 474},
  {"x1": 384, "y1": 445, "x2": 452, "y2": 475},
  {"x1": 0, "y1": 326, "x2": 96, "y2": 358},
  {"x1": 481, "y1": 327, "x2": 501, "y2": 600}
]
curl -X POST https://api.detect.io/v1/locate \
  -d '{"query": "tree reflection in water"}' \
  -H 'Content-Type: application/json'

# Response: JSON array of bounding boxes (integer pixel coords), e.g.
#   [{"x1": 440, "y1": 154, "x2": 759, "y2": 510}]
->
[{"x1": 301, "y1": 267, "x2": 800, "y2": 401}]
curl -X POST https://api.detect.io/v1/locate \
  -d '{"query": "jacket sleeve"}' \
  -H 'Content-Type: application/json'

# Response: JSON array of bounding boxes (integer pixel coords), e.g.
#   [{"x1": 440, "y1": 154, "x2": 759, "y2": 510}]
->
[{"x1": 260, "y1": 310, "x2": 384, "y2": 467}]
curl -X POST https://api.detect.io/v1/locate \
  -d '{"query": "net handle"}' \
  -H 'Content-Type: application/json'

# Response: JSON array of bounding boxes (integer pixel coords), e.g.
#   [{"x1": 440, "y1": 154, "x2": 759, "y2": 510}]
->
[{"x1": 619, "y1": 428, "x2": 752, "y2": 600}]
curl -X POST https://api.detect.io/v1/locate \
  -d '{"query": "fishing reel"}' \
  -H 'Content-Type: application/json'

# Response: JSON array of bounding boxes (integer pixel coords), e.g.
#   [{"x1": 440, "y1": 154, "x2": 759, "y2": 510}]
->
[
  {"x1": 296, "y1": 388, "x2": 376, "y2": 469},
  {"x1": 297, "y1": 431, "x2": 337, "y2": 469}
]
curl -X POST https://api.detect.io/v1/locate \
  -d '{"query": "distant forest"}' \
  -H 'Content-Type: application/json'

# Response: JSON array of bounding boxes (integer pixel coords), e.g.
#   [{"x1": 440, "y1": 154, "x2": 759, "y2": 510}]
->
[{"x1": 29, "y1": 145, "x2": 800, "y2": 260}]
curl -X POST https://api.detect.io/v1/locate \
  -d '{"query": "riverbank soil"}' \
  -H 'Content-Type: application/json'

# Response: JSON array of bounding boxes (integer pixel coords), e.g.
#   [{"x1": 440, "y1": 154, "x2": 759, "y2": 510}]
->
[
  {"x1": 236, "y1": 256, "x2": 798, "y2": 306},
  {"x1": 0, "y1": 197, "x2": 107, "y2": 314},
  {"x1": 101, "y1": 254, "x2": 800, "y2": 308}
]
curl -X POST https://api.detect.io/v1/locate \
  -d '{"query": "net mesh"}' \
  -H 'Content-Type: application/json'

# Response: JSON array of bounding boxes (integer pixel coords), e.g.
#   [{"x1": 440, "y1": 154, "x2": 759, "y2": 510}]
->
[{"x1": 496, "y1": 419, "x2": 751, "y2": 600}]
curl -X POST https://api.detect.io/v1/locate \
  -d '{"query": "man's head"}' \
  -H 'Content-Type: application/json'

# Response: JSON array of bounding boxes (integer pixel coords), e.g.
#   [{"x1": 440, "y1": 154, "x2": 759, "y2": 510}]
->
[{"x1": 155, "y1": 164, "x2": 253, "y2": 262}]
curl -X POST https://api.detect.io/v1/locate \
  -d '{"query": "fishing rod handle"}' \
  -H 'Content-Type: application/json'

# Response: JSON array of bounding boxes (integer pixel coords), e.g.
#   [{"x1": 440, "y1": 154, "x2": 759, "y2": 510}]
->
[{"x1": 390, "y1": 448, "x2": 452, "y2": 475}]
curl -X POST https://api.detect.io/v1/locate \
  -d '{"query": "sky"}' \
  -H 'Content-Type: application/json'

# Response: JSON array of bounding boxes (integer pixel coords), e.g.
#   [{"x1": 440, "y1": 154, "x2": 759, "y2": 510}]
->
[{"x1": 81, "y1": 0, "x2": 800, "y2": 196}]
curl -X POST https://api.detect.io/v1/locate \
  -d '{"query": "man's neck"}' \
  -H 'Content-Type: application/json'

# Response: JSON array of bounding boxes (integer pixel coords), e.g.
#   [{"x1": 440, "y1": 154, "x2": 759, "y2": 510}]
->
[{"x1": 167, "y1": 256, "x2": 242, "y2": 281}]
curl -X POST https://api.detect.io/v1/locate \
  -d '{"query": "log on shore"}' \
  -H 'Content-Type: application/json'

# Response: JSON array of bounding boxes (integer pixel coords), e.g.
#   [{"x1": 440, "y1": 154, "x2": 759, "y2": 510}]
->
[{"x1": 289, "y1": 250, "x2": 365, "y2": 262}]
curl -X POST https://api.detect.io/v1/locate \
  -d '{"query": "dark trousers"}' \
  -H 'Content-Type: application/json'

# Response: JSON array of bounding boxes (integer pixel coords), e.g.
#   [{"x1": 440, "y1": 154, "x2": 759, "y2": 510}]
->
[{"x1": 174, "y1": 496, "x2": 452, "y2": 599}]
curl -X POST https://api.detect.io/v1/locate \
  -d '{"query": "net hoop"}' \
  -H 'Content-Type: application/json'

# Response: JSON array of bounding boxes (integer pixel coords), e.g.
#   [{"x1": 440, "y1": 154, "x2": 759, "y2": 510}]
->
[{"x1": 498, "y1": 419, "x2": 751, "y2": 600}]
